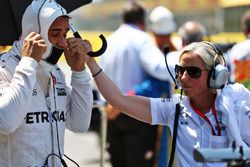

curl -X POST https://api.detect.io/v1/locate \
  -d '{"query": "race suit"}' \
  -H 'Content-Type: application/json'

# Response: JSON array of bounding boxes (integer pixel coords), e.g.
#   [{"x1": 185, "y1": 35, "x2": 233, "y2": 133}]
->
[
  {"x1": 0, "y1": 43, "x2": 93, "y2": 167},
  {"x1": 0, "y1": 0, "x2": 93, "y2": 166}
]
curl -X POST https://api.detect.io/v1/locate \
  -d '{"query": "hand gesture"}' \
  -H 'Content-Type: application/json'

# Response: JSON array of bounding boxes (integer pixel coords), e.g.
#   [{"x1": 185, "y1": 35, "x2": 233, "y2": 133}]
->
[
  {"x1": 22, "y1": 32, "x2": 47, "y2": 62},
  {"x1": 64, "y1": 38, "x2": 92, "y2": 71}
]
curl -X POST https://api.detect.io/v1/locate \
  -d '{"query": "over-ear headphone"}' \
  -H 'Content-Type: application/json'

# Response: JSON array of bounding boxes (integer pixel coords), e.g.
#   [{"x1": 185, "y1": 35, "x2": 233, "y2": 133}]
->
[{"x1": 203, "y1": 41, "x2": 229, "y2": 89}]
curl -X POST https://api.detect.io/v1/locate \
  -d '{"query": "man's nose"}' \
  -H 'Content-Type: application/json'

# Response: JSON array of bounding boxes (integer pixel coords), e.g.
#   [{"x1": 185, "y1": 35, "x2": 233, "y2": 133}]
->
[
  {"x1": 180, "y1": 71, "x2": 189, "y2": 80},
  {"x1": 56, "y1": 37, "x2": 67, "y2": 49}
]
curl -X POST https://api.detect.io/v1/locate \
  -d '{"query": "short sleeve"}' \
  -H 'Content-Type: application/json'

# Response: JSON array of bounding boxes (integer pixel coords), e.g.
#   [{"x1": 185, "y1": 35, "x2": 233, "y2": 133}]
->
[{"x1": 150, "y1": 97, "x2": 177, "y2": 125}]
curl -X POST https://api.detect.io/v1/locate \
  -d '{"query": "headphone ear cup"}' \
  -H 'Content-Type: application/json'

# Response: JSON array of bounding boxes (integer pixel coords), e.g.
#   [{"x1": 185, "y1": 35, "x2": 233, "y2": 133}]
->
[{"x1": 208, "y1": 64, "x2": 230, "y2": 89}]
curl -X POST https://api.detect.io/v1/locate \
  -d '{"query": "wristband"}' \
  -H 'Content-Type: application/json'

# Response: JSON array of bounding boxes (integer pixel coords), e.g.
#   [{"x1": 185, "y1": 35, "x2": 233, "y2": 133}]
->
[{"x1": 92, "y1": 68, "x2": 102, "y2": 77}]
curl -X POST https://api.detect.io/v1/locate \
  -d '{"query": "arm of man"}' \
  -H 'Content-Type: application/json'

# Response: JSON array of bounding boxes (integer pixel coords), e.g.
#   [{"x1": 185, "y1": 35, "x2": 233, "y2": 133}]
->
[
  {"x1": 65, "y1": 69, "x2": 93, "y2": 132},
  {"x1": 0, "y1": 57, "x2": 38, "y2": 134},
  {"x1": 0, "y1": 32, "x2": 46, "y2": 134},
  {"x1": 64, "y1": 37, "x2": 93, "y2": 132},
  {"x1": 0, "y1": 32, "x2": 47, "y2": 134}
]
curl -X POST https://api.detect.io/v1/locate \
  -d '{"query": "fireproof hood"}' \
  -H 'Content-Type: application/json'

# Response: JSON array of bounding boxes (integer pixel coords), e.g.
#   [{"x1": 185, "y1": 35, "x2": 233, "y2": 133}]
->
[{"x1": 21, "y1": 0, "x2": 68, "y2": 63}]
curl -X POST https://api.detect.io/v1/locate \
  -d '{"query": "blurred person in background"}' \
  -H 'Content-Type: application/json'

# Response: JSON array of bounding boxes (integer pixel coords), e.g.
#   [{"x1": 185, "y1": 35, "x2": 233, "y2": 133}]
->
[
  {"x1": 167, "y1": 20, "x2": 207, "y2": 68},
  {"x1": 130, "y1": 6, "x2": 178, "y2": 104},
  {"x1": 99, "y1": 1, "x2": 175, "y2": 167},
  {"x1": 129, "y1": 6, "x2": 177, "y2": 167},
  {"x1": 178, "y1": 21, "x2": 206, "y2": 47},
  {"x1": 149, "y1": 6, "x2": 177, "y2": 52},
  {"x1": 228, "y1": 10, "x2": 250, "y2": 90}
]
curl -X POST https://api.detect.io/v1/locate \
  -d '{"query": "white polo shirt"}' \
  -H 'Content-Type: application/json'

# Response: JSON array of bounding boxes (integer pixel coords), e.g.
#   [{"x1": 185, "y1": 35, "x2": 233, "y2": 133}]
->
[{"x1": 150, "y1": 95, "x2": 228, "y2": 167}]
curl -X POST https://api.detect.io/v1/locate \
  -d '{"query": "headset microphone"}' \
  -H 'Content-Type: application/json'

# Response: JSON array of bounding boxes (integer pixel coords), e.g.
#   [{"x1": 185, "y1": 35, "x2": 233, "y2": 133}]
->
[
  {"x1": 163, "y1": 47, "x2": 183, "y2": 167},
  {"x1": 163, "y1": 47, "x2": 179, "y2": 89}
]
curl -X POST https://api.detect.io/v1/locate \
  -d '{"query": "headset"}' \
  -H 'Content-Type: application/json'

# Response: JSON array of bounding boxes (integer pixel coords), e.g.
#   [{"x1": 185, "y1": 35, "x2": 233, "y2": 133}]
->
[
  {"x1": 202, "y1": 41, "x2": 230, "y2": 89},
  {"x1": 164, "y1": 47, "x2": 183, "y2": 167},
  {"x1": 163, "y1": 43, "x2": 229, "y2": 167}
]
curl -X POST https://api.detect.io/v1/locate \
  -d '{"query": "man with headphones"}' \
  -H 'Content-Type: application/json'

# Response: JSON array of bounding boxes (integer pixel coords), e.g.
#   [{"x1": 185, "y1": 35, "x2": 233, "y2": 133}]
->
[{"x1": 83, "y1": 40, "x2": 250, "y2": 166}]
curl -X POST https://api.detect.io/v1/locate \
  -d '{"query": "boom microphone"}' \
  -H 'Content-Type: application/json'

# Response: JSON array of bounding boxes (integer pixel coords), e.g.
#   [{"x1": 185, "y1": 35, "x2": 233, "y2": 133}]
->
[{"x1": 163, "y1": 47, "x2": 178, "y2": 89}]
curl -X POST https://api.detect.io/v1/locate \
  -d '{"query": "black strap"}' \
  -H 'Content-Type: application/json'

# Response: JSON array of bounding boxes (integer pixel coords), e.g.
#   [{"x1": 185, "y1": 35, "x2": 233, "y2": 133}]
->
[
  {"x1": 64, "y1": 154, "x2": 80, "y2": 167},
  {"x1": 168, "y1": 102, "x2": 181, "y2": 167},
  {"x1": 44, "y1": 153, "x2": 68, "y2": 167}
]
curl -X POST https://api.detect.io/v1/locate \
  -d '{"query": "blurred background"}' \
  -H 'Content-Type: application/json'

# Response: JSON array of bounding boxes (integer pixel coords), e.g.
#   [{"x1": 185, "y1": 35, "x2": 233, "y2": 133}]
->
[
  {"x1": 69, "y1": 0, "x2": 250, "y2": 44},
  {"x1": 71, "y1": 0, "x2": 248, "y2": 32},
  {"x1": 1, "y1": 0, "x2": 249, "y2": 52}
]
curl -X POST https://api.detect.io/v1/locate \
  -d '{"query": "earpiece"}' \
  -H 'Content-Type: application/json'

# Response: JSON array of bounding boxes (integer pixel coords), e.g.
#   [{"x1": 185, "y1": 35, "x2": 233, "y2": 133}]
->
[{"x1": 203, "y1": 41, "x2": 229, "y2": 89}]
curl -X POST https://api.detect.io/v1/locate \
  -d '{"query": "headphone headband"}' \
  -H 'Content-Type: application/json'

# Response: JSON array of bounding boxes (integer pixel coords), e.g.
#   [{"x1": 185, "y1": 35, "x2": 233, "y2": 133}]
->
[
  {"x1": 202, "y1": 41, "x2": 226, "y2": 66},
  {"x1": 202, "y1": 41, "x2": 229, "y2": 89}
]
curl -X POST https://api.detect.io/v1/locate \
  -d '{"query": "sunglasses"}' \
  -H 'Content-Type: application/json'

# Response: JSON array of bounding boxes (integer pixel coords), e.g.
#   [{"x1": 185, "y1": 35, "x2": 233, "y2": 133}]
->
[{"x1": 175, "y1": 65, "x2": 208, "y2": 79}]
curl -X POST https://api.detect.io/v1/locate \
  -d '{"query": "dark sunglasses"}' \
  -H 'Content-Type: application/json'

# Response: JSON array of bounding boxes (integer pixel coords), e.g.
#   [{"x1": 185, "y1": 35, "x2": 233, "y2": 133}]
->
[{"x1": 175, "y1": 65, "x2": 208, "y2": 79}]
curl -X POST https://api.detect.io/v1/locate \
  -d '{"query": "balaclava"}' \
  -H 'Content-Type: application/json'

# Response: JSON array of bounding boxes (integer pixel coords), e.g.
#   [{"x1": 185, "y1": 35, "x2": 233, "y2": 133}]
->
[{"x1": 21, "y1": 0, "x2": 68, "y2": 65}]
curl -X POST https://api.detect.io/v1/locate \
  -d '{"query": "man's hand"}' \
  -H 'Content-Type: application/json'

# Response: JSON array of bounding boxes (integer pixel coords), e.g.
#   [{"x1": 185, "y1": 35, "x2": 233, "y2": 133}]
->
[
  {"x1": 65, "y1": 38, "x2": 92, "y2": 71},
  {"x1": 22, "y1": 32, "x2": 47, "y2": 62}
]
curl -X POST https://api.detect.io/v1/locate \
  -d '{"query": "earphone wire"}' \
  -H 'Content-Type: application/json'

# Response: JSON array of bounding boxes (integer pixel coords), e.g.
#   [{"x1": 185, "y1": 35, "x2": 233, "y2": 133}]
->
[
  {"x1": 64, "y1": 154, "x2": 80, "y2": 167},
  {"x1": 44, "y1": 73, "x2": 80, "y2": 167}
]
